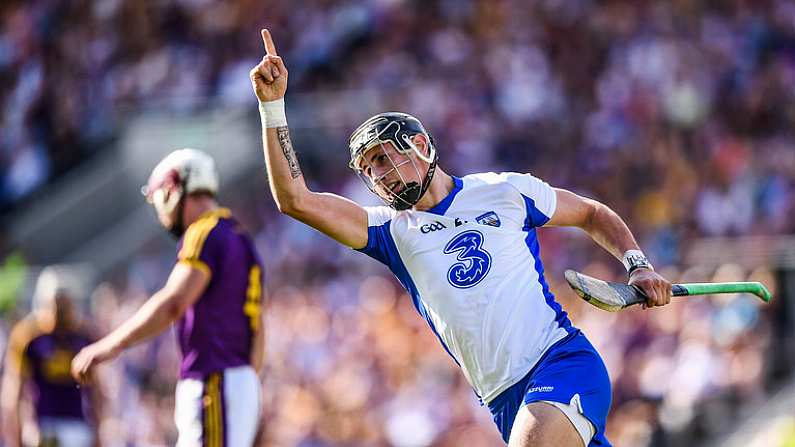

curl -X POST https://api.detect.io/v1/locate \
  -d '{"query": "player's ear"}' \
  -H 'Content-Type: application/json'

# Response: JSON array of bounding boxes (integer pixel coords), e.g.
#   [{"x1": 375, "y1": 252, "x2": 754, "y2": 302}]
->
[{"x1": 412, "y1": 134, "x2": 430, "y2": 158}]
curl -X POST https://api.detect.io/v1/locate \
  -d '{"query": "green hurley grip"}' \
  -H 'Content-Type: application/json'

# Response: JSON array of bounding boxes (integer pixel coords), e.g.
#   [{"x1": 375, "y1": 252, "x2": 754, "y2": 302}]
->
[{"x1": 672, "y1": 282, "x2": 772, "y2": 302}]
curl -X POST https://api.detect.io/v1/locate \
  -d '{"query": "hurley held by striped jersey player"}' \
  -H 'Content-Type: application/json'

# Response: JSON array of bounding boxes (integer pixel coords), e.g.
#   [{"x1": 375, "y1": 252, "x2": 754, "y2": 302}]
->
[{"x1": 252, "y1": 28, "x2": 672, "y2": 447}]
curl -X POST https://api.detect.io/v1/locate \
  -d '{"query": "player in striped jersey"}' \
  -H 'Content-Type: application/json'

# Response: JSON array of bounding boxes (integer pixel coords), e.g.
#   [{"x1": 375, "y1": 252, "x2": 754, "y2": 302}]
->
[
  {"x1": 251, "y1": 30, "x2": 672, "y2": 446},
  {"x1": 71, "y1": 149, "x2": 265, "y2": 447}
]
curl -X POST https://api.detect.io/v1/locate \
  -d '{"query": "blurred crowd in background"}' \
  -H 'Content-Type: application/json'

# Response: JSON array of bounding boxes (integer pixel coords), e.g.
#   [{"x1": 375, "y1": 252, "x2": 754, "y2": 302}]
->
[{"x1": 2, "y1": 0, "x2": 795, "y2": 446}]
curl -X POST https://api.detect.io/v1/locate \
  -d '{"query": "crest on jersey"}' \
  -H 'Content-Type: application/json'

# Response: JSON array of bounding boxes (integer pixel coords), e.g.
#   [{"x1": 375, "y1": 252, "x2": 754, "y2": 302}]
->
[{"x1": 476, "y1": 211, "x2": 501, "y2": 227}]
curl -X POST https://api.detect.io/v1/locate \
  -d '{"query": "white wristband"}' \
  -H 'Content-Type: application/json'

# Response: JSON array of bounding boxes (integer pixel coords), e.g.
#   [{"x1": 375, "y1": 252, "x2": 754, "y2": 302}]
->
[
  {"x1": 622, "y1": 249, "x2": 653, "y2": 274},
  {"x1": 259, "y1": 98, "x2": 287, "y2": 128}
]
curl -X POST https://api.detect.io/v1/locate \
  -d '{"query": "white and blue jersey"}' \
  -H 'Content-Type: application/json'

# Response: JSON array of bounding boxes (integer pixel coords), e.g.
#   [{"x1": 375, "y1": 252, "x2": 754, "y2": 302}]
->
[
  {"x1": 358, "y1": 171, "x2": 613, "y2": 446},
  {"x1": 358, "y1": 172, "x2": 573, "y2": 402}
]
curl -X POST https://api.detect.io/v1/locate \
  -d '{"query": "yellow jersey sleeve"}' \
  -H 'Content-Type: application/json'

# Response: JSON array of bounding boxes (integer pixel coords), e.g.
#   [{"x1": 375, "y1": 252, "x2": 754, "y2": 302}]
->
[{"x1": 177, "y1": 208, "x2": 231, "y2": 278}]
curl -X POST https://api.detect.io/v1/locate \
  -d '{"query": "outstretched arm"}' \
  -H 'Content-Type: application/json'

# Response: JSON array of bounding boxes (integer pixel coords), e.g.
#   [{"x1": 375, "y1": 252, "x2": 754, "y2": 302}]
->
[
  {"x1": 251, "y1": 29, "x2": 369, "y2": 249},
  {"x1": 547, "y1": 188, "x2": 672, "y2": 307},
  {"x1": 71, "y1": 264, "x2": 208, "y2": 383}
]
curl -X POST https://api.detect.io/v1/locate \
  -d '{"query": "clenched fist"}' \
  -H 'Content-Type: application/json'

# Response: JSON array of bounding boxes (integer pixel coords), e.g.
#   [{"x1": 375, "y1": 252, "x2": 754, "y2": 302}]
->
[
  {"x1": 251, "y1": 29, "x2": 287, "y2": 102},
  {"x1": 629, "y1": 268, "x2": 672, "y2": 308}
]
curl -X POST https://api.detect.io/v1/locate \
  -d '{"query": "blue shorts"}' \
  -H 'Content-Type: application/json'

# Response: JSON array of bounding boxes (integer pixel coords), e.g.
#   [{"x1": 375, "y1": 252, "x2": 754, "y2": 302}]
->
[{"x1": 487, "y1": 330, "x2": 612, "y2": 446}]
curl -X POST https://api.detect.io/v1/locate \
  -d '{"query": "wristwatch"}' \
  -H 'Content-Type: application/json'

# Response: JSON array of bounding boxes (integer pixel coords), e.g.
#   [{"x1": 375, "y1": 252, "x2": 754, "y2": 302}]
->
[{"x1": 622, "y1": 250, "x2": 653, "y2": 276}]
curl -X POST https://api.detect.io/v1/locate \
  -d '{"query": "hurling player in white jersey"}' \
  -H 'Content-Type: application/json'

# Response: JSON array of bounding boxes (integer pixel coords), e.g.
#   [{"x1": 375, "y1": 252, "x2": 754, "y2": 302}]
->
[{"x1": 251, "y1": 29, "x2": 672, "y2": 447}]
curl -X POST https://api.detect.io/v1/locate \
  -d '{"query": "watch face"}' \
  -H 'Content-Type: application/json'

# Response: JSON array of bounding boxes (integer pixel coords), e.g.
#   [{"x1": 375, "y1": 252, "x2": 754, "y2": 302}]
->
[{"x1": 625, "y1": 253, "x2": 652, "y2": 273}]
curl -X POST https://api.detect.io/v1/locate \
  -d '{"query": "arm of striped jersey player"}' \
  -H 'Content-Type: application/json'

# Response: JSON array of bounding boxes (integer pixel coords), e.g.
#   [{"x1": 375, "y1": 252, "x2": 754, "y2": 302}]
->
[
  {"x1": 260, "y1": 123, "x2": 370, "y2": 249},
  {"x1": 545, "y1": 188, "x2": 672, "y2": 307},
  {"x1": 545, "y1": 189, "x2": 641, "y2": 261},
  {"x1": 252, "y1": 29, "x2": 370, "y2": 249}
]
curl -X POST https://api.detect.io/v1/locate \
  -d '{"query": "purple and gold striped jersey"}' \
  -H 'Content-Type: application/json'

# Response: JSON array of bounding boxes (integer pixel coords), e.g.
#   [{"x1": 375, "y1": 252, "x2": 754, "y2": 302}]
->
[
  {"x1": 175, "y1": 208, "x2": 264, "y2": 379},
  {"x1": 5, "y1": 318, "x2": 93, "y2": 420}
]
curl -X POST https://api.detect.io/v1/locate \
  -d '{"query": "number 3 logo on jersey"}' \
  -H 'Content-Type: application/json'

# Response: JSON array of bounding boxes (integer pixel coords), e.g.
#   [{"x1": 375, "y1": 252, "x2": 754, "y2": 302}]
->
[{"x1": 443, "y1": 230, "x2": 492, "y2": 289}]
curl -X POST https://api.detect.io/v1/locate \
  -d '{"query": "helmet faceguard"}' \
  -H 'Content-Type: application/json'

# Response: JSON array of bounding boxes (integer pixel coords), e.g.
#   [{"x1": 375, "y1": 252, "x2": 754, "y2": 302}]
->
[
  {"x1": 348, "y1": 112, "x2": 438, "y2": 210},
  {"x1": 143, "y1": 168, "x2": 187, "y2": 238}
]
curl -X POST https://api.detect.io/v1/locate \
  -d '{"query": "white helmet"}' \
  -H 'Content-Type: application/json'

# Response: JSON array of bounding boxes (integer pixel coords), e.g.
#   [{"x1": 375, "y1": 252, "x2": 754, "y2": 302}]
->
[
  {"x1": 32, "y1": 265, "x2": 85, "y2": 329},
  {"x1": 33, "y1": 265, "x2": 78, "y2": 312},
  {"x1": 142, "y1": 149, "x2": 219, "y2": 233}
]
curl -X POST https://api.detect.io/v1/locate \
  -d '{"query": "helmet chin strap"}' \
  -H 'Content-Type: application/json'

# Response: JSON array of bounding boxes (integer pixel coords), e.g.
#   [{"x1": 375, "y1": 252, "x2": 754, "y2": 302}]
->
[
  {"x1": 168, "y1": 172, "x2": 191, "y2": 239},
  {"x1": 169, "y1": 194, "x2": 187, "y2": 239},
  {"x1": 392, "y1": 154, "x2": 438, "y2": 211}
]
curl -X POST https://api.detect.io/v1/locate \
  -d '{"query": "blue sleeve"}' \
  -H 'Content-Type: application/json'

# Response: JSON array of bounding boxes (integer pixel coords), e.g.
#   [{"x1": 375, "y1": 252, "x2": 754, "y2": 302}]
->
[
  {"x1": 521, "y1": 195, "x2": 553, "y2": 228},
  {"x1": 502, "y1": 172, "x2": 557, "y2": 227},
  {"x1": 356, "y1": 222, "x2": 395, "y2": 267}
]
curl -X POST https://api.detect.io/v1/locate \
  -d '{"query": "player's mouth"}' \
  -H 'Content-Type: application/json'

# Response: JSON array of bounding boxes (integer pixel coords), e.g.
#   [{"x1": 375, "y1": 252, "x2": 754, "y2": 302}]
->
[{"x1": 388, "y1": 181, "x2": 403, "y2": 194}]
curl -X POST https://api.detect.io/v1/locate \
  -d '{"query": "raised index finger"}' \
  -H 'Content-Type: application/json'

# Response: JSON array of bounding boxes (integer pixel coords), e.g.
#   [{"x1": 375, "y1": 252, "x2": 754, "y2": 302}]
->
[{"x1": 261, "y1": 29, "x2": 278, "y2": 56}]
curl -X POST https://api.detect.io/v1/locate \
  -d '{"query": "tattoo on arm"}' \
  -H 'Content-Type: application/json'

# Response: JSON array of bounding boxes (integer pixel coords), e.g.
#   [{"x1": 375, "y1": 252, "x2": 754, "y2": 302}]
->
[{"x1": 276, "y1": 126, "x2": 302, "y2": 179}]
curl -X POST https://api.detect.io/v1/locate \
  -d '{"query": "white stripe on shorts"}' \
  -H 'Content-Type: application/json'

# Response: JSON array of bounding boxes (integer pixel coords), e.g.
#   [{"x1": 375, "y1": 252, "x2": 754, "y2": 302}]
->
[{"x1": 543, "y1": 394, "x2": 595, "y2": 447}]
